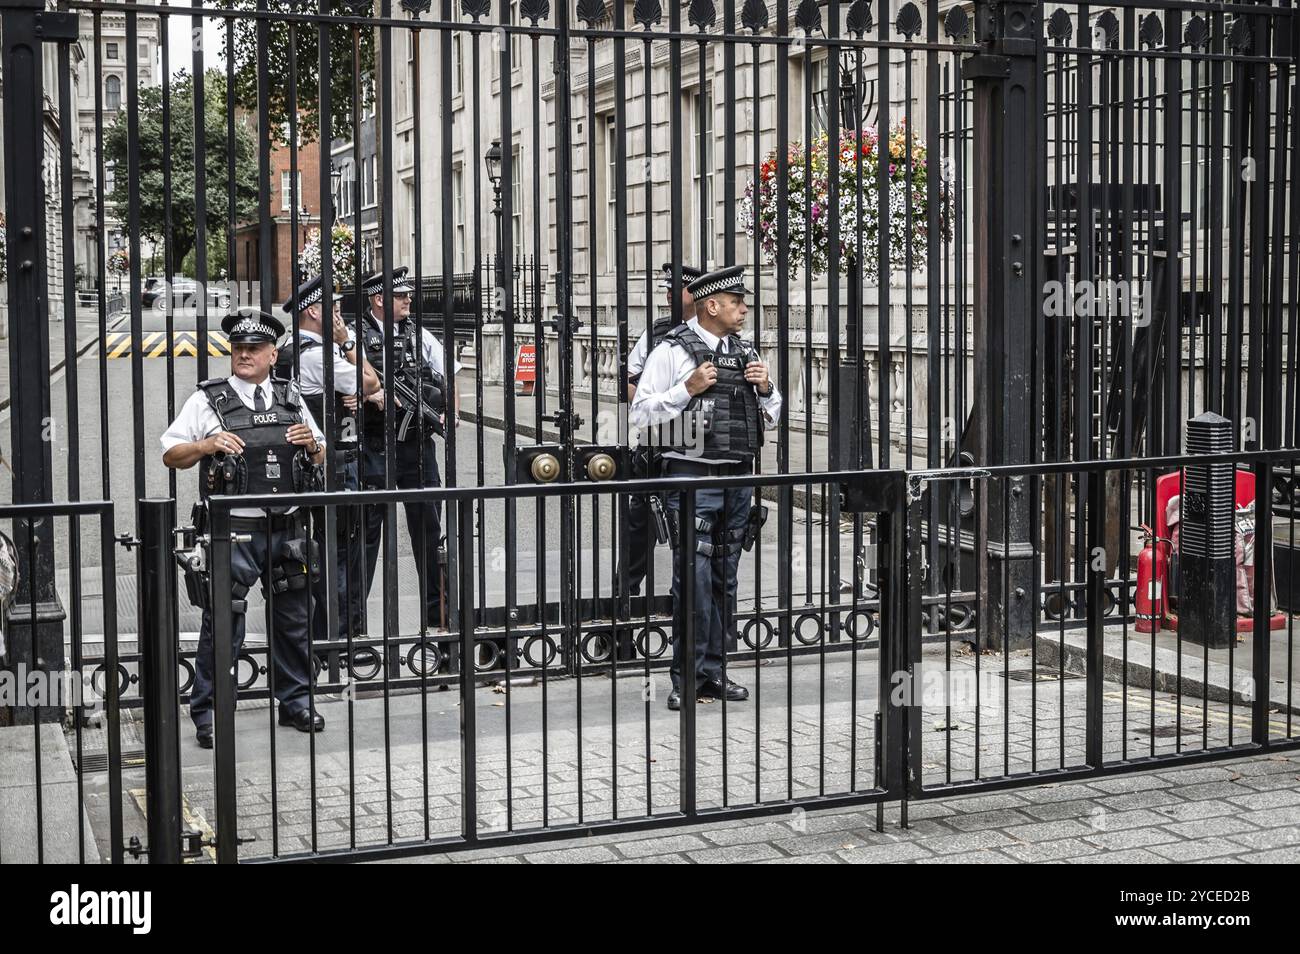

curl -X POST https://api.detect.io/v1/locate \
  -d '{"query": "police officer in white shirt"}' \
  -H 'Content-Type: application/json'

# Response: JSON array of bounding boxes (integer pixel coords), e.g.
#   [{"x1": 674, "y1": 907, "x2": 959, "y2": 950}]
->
[
  {"x1": 629, "y1": 265, "x2": 781, "y2": 710},
  {"x1": 161, "y1": 309, "x2": 327, "y2": 747},
  {"x1": 279, "y1": 275, "x2": 381, "y2": 646},
  {"x1": 354, "y1": 266, "x2": 462, "y2": 630},
  {"x1": 616, "y1": 262, "x2": 701, "y2": 603}
]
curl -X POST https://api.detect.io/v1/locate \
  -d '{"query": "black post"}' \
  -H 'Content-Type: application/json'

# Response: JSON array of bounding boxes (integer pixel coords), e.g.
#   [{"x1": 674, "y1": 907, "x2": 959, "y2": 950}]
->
[
  {"x1": 968, "y1": 0, "x2": 1040, "y2": 651},
  {"x1": 139, "y1": 499, "x2": 182, "y2": 864},
  {"x1": 0, "y1": 0, "x2": 69, "y2": 724}
]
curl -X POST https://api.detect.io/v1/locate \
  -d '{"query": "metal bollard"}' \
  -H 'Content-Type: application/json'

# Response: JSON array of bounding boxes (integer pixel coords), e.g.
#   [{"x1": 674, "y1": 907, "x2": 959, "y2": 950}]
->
[{"x1": 139, "y1": 498, "x2": 183, "y2": 863}]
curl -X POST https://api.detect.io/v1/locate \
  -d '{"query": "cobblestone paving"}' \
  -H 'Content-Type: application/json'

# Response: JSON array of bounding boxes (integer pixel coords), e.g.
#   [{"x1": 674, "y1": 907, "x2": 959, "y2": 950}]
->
[{"x1": 71, "y1": 646, "x2": 1298, "y2": 863}]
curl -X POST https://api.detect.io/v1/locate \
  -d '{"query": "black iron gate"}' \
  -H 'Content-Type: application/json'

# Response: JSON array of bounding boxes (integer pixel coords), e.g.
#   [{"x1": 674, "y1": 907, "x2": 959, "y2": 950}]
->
[{"x1": 2, "y1": 0, "x2": 1300, "y2": 862}]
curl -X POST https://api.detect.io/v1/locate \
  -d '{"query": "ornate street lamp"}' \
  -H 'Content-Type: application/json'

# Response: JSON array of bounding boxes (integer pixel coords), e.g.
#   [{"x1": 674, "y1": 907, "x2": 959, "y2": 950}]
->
[{"x1": 485, "y1": 139, "x2": 504, "y2": 316}]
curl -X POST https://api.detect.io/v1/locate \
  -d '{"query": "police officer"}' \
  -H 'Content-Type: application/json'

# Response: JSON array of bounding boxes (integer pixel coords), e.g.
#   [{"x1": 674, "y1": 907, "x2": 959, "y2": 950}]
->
[
  {"x1": 354, "y1": 266, "x2": 461, "y2": 630},
  {"x1": 629, "y1": 265, "x2": 781, "y2": 710},
  {"x1": 279, "y1": 275, "x2": 381, "y2": 645},
  {"x1": 616, "y1": 262, "x2": 701, "y2": 602},
  {"x1": 161, "y1": 309, "x2": 328, "y2": 747}
]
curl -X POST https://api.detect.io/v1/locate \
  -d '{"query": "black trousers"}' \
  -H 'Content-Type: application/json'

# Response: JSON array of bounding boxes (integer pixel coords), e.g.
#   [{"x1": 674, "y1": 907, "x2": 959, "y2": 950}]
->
[
  {"x1": 309, "y1": 455, "x2": 365, "y2": 644},
  {"x1": 190, "y1": 520, "x2": 313, "y2": 728},
  {"x1": 615, "y1": 453, "x2": 659, "y2": 599},
  {"x1": 361, "y1": 436, "x2": 443, "y2": 628},
  {"x1": 664, "y1": 463, "x2": 753, "y2": 691}
]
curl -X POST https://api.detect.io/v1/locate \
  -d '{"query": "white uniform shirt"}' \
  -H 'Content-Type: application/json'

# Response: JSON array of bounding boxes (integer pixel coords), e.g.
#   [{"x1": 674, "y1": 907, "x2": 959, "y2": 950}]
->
[
  {"x1": 629, "y1": 316, "x2": 782, "y2": 463},
  {"x1": 627, "y1": 329, "x2": 652, "y2": 382},
  {"x1": 294, "y1": 327, "x2": 357, "y2": 397},
  {"x1": 161, "y1": 374, "x2": 325, "y2": 517}
]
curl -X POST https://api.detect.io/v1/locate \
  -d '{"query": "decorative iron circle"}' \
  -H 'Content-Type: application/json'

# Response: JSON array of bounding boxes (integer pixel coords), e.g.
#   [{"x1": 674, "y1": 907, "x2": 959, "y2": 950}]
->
[
  {"x1": 237, "y1": 653, "x2": 261, "y2": 690},
  {"x1": 348, "y1": 646, "x2": 383, "y2": 681},
  {"x1": 580, "y1": 632, "x2": 614, "y2": 665},
  {"x1": 406, "y1": 639, "x2": 444, "y2": 677},
  {"x1": 1043, "y1": 591, "x2": 1073, "y2": 621},
  {"x1": 1101, "y1": 587, "x2": 1118, "y2": 617},
  {"x1": 522, "y1": 635, "x2": 558, "y2": 668},
  {"x1": 474, "y1": 640, "x2": 502, "y2": 671},
  {"x1": 741, "y1": 616, "x2": 775, "y2": 650},
  {"x1": 635, "y1": 626, "x2": 668, "y2": 658},
  {"x1": 845, "y1": 608, "x2": 875, "y2": 640},
  {"x1": 91, "y1": 663, "x2": 131, "y2": 701},
  {"x1": 794, "y1": 612, "x2": 824, "y2": 645},
  {"x1": 945, "y1": 603, "x2": 974, "y2": 631},
  {"x1": 178, "y1": 658, "x2": 195, "y2": 696}
]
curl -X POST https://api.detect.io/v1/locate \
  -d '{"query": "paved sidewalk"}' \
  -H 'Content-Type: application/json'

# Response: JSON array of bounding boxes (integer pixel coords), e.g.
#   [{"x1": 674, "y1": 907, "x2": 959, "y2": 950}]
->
[{"x1": 392, "y1": 750, "x2": 1300, "y2": 864}]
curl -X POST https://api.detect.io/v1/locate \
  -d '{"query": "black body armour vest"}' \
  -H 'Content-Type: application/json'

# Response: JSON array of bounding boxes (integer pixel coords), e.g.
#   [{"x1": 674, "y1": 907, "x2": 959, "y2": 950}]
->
[
  {"x1": 198, "y1": 378, "x2": 308, "y2": 504},
  {"x1": 661, "y1": 324, "x2": 763, "y2": 459},
  {"x1": 628, "y1": 314, "x2": 680, "y2": 387},
  {"x1": 357, "y1": 313, "x2": 447, "y2": 442},
  {"x1": 274, "y1": 334, "x2": 356, "y2": 446}
]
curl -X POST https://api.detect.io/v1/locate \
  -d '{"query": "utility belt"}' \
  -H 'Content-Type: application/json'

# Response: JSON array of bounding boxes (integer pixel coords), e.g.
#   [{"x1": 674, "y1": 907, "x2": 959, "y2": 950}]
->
[
  {"x1": 176, "y1": 502, "x2": 321, "y2": 616},
  {"x1": 662, "y1": 457, "x2": 753, "y2": 477}
]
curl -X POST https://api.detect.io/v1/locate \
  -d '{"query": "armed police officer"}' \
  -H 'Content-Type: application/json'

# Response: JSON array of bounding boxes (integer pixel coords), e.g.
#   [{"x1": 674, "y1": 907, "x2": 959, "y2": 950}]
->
[
  {"x1": 616, "y1": 262, "x2": 701, "y2": 603},
  {"x1": 279, "y1": 275, "x2": 381, "y2": 645},
  {"x1": 354, "y1": 266, "x2": 461, "y2": 630},
  {"x1": 629, "y1": 266, "x2": 781, "y2": 711},
  {"x1": 161, "y1": 310, "x2": 327, "y2": 748}
]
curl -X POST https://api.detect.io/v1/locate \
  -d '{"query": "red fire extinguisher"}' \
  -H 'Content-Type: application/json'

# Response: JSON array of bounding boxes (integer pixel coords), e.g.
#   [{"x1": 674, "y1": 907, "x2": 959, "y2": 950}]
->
[{"x1": 1134, "y1": 524, "x2": 1169, "y2": 634}]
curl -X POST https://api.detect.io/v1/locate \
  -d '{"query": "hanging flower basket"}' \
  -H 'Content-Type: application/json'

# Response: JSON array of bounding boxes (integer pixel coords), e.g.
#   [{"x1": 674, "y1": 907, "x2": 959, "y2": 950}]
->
[
  {"x1": 298, "y1": 222, "x2": 357, "y2": 284},
  {"x1": 107, "y1": 247, "x2": 131, "y2": 276},
  {"x1": 740, "y1": 120, "x2": 953, "y2": 283}
]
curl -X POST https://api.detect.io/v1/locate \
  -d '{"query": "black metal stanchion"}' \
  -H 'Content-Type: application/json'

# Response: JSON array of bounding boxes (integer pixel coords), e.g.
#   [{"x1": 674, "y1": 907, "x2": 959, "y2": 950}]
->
[{"x1": 139, "y1": 498, "x2": 183, "y2": 863}]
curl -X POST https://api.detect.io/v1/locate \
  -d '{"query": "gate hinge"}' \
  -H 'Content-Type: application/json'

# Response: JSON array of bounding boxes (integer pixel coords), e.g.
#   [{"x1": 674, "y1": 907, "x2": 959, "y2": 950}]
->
[{"x1": 34, "y1": 11, "x2": 80, "y2": 42}]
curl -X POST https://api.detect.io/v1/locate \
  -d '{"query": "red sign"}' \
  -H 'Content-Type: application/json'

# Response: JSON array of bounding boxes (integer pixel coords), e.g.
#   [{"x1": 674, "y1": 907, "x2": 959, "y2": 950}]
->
[{"x1": 514, "y1": 344, "x2": 537, "y2": 395}]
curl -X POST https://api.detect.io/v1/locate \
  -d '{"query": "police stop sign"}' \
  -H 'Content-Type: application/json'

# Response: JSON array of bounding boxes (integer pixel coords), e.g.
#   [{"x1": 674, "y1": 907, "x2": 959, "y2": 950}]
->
[{"x1": 515, "y1": 344, "x2": 536, "y2": 395}]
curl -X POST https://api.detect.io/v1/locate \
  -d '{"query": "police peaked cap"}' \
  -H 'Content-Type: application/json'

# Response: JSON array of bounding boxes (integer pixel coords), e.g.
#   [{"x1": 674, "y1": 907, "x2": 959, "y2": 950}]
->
[
  {"x1": 686, "y1": 265, "x2": 752, "y2": 301},
  {"x1": 659, "y1": 262, "x2": 703, "y2": 290},
  {"x1": 283, "y1": 274, "x2": 342, "y2": 315},
  {"x1": 221, "y1": 308, "x2": 285, "y2": 344},
  {"x1": 362, "y1": 266, "x2": 416, "y2": 297}
]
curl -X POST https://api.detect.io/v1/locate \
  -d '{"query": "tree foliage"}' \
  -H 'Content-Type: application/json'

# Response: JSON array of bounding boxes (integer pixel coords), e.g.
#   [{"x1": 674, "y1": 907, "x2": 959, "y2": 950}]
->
[
  {"x1": 103, "y1": 70, "x2": 260, "y2": 272},
  {"x1": 223, "y1": 0, "x2": 375, "y2": 145}
]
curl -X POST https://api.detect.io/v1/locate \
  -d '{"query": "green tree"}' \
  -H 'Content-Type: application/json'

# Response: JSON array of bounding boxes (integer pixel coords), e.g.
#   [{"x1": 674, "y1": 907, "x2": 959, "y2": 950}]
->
[
  {"x1": 223, "y1": 0, "x2": 375, "y2": 145},
  {"x1": 103, "y1": 69, "x2": 259, "y2": 272}
]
